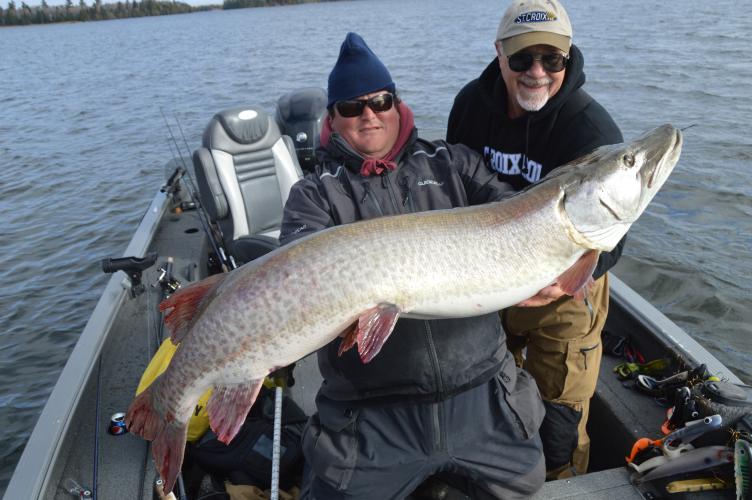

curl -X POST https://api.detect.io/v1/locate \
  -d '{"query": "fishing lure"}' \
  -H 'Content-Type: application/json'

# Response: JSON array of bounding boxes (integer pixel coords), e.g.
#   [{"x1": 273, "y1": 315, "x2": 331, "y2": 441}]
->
[
  {"x1": 666, "y1": 477, "x2": 730, "y2": 493},
  {"x1": 627, "y1": 414, "x2": 723, "y2": 473},
  {"x1": 664, "y1": 414, "x2": 723, "y2": 452},
  {"x1": 638, "y1": 445, "x2": 734, "y2": 484},
  {"x1": 736, "y1": 439, "x2": 751, "y2": 500}
]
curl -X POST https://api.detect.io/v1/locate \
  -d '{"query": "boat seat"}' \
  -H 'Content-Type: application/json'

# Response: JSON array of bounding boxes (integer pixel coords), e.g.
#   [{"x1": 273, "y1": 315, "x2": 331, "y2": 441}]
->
[
  {"x1": 193, "y1": 106, "x2": 303, "y2": 265},
  {"x1": 275, "y1": 87, "x2": 327, "y2": 173}
]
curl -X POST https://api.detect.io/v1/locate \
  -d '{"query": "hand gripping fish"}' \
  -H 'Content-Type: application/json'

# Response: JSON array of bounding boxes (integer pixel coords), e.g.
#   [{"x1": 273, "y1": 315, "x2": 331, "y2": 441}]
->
[{"x1": 126, "y1": 124, "x2": 683, "y2": 493}]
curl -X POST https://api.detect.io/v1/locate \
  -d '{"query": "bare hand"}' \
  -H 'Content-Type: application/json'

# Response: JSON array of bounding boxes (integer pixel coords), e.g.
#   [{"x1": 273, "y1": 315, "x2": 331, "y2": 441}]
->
[{"x1": 516, "y1": 283, "x2": 568, "y2": 307}]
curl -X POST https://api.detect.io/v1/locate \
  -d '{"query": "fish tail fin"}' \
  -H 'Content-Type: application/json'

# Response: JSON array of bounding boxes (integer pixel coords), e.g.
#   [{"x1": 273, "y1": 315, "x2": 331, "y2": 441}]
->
[
  {"x1": 126, "y1": 385, "x2": 188, "y2": 496},
  {"x1": 152, "y1": 421, "x2": 188, "y2": 496},
  {"x1": 126, "y1": 386, "x2": 164, "y2": 441},
  {"x1": 207, "y1": 379, "x2": 264, "y2": 444}
]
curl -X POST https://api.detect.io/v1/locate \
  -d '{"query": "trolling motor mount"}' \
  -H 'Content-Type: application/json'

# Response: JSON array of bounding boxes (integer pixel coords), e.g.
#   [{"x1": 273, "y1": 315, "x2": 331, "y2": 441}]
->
[{"x1": 101, "y1": 252, "x2": 158, "y2": 297}]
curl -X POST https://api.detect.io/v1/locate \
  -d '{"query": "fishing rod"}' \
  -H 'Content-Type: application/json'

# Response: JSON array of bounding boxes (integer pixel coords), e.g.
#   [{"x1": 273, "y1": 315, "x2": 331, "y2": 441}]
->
[{"x1": 159, "y1": 108, "x2": 235, "y2": 272}]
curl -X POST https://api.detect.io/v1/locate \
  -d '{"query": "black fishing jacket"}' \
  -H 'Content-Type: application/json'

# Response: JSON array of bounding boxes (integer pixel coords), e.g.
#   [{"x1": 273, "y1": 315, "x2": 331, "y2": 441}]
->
[
  {"x1": 447, "y1": 44, "x2": 625, "y2": 277},
  {"x1": 280, "y1": 131, "x2": 515, "y2": 403}
]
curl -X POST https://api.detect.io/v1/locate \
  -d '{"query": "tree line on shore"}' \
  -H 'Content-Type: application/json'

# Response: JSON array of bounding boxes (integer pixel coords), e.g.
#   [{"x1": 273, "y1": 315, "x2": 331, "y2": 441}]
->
[{"x1": 0, "y1": 0, "x2": 336, "y2": 25}]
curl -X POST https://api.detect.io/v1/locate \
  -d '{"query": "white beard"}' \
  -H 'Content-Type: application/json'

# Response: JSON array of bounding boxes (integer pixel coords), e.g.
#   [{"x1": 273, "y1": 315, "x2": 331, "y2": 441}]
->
[
  {"x1": 517, "y1": 92, "x2": 549, "y2": 112},
  {"x1": 516, "y1": 76, "x2": 553, "y2": 112}
]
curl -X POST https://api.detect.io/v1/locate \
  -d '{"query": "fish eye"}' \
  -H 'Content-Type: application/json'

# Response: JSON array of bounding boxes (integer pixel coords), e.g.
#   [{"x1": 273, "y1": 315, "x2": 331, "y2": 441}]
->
[{"x1": 623, "y1": 154, "x2": 635, "y2": 167}]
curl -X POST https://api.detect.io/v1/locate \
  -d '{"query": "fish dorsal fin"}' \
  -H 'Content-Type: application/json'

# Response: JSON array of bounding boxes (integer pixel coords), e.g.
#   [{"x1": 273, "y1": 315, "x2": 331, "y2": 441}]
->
[
  {"x1": 338, "y1": 303, "x2": 401, "y2": 364},
  {"x1": 206, "y1": 379, "x2": 264, "y2": 444},
  {"x1": 557, "y1": 250, "x2": 599, "y2": 299},
  {"x1": 159, "y1": 272, "x2": 228, "y2": 344}
]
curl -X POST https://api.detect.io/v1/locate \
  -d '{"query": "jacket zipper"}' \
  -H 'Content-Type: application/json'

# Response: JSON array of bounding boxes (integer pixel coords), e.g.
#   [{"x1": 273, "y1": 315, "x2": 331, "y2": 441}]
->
[
  {"x1": 360, "y1": 182, "x2": 384, "y2": 216},
  {"x1": 399, "y1": 175, "x2": 414, "y2": 210},
  {"x1": 383, "y1": 171, "x2": 403, "y2": 214},
  {"x1": 580, "y1": 343, "x2": 599, "y2": 370}
]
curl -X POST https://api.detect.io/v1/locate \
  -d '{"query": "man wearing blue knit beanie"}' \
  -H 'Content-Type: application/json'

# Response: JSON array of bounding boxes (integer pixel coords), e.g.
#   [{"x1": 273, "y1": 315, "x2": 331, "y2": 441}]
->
[
  {"x1": 280, "y1": 32, "x2": 546, "y2": 499},
  {"x1": 327, "y1": 32, "x2": 396, "y2": 108}
]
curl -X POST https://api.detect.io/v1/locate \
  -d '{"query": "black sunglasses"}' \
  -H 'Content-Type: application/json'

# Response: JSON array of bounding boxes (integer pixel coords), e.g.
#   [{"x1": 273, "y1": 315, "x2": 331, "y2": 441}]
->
[
  {"x1": 335, "y1": 93, "x2": 395, "y2": 118},
  {"x1": 507, "y1": 52, "x2": 569, "y2": 73}
]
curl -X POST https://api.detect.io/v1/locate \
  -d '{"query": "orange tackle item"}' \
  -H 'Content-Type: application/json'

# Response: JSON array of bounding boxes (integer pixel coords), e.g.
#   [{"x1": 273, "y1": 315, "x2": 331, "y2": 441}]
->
[{"x1": 626, "y1": 436, "x2": 664, "y2": 464}]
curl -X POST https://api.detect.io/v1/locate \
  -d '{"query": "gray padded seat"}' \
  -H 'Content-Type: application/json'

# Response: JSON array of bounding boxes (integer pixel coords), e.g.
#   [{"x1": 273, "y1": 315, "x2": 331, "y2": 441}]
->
[{"x1": 193, "y1": 106, "x2": 303, "y2": 264}]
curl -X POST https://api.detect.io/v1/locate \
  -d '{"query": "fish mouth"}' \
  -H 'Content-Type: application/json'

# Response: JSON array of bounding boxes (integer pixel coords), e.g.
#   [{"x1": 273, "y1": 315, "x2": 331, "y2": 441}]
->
[
  {"x1": 644, "y1": 126, "x2": 683, "y2": 189},
  {"x1": 598, "y1": 194, "x2": 624, "y2": 222}
]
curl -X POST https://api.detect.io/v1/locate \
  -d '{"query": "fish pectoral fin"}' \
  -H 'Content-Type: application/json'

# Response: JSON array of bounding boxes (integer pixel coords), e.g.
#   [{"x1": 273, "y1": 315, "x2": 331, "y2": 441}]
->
[
  {"x1": 337, "y1": 321, "x2": 359, "y2": 357},
  {"x1": 160, "y1": 272, "x2": 229, "y2": 343},
  {"x1": 356, "y1": 303, "x2": 401, "y2": 364},
  {"x1": 557, "y1": 250, "x2": 599, "y2": 299},
  {"x1": 206, "y1": 379, "x2": 264, "y2": 444}
]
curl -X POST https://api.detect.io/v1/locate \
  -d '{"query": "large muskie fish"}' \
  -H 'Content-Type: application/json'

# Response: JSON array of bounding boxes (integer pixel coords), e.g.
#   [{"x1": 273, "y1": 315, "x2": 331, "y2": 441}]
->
[{"x1": 127, "y1": 124, "x2": 683, "y2": 492}]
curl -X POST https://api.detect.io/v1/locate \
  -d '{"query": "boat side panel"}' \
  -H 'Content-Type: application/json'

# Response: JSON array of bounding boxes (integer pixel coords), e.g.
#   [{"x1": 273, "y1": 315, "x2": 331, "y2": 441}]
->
[
  {"x1": 44, "y1": 288, "x2": 156, "y2": 499},
  {"x1": 46, "y1": 195, "x2": 210, "y2": 499}
]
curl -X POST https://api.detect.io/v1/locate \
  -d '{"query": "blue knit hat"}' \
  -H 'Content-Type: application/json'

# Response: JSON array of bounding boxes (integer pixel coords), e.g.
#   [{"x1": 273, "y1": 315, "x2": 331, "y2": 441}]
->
[{"x1": 327, "y1": 32, "x2": 396, "y2": 108}]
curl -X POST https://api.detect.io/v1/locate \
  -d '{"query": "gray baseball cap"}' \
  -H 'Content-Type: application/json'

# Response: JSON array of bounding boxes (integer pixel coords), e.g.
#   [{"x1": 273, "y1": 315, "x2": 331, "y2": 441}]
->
[{"x1": 496, "y1": 0, "x2": 572, "y2": 55}]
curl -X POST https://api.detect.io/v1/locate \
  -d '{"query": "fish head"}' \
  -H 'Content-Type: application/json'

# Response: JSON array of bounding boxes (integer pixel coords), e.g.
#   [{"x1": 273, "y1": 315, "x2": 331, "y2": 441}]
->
[{"x1": 557, "y1": 124, "x2": 683, "y2": 251}]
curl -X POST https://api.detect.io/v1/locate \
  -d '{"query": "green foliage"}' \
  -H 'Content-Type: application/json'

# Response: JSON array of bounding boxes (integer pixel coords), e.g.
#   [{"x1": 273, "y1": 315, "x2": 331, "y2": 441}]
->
[
  {"x1": 0, "y1": 0, "x2": 341, "y2": 25},
  {"x1": 0, "y1": 0, "x2": 205, "y2": 25}
]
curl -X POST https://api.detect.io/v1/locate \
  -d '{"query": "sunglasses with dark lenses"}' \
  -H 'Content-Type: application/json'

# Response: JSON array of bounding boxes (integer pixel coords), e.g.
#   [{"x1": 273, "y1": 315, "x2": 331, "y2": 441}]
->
[
  {"x1": 335, "y1": 93, "x2": 395, "y2": 118},
  {"x1": 507, "y1": 52, "x2": 569, "y2": 73}
]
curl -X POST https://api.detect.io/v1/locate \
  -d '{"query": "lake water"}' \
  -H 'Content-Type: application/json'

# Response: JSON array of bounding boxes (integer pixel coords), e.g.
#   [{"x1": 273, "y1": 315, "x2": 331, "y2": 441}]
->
[{"x1": 1, "y1": 0, "x2": 750, "y2": 492}]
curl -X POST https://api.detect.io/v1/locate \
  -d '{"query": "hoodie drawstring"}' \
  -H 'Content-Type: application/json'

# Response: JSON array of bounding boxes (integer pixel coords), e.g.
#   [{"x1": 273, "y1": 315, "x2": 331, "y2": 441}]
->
[{"x1": 523, "y1": 116, "x2": 531, "y2": 177}]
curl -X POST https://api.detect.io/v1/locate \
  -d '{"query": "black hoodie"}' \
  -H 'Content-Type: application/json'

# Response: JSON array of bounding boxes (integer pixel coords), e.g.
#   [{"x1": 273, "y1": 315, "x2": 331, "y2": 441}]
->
[{"x1": 447, "y1": 44, "x2": 624, "y2": 278}]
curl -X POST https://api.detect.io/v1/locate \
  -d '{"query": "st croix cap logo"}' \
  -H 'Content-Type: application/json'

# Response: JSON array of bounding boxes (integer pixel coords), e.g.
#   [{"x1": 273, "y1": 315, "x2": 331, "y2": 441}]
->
[
  {"x1": 496, "y1": 0, "x2": 573, "y2": 56},
  {"x1": 514, "y1": 10, "x2": 558, "y2": 24}
]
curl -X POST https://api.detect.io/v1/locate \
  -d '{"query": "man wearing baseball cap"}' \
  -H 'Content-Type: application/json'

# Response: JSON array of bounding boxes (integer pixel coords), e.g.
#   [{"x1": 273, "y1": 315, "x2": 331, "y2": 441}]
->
[{"x1": 447, "y1": 0, "x2": 624, "y2": 479}]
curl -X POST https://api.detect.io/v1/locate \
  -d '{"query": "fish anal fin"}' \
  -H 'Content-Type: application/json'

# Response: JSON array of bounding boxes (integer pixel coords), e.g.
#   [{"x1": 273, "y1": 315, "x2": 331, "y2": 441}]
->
[
  {"x1": 206, "y1": 379, "x2": 263, "y2": 444},
  {"x1": 151, "y1": 421, "x2": 187, "y2": 496},
  {"x1": 357, "y1": 303, "x2": 401, "y2": 364},
  {"x1": 159, "y1": 272, "x2": 228, "y2": 344},
  {"x1": 557, "y1": 250, "x2": 599, "y2": 299},
  {"x1": 337, "y1": 321, "x2": 358, "y2": 357}
]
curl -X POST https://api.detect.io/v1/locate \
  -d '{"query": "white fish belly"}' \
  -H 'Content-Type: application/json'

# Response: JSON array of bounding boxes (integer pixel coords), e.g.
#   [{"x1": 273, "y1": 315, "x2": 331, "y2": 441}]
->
[{"x1": 405, "y1": 281, "x2": 549, "y2": 319}]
